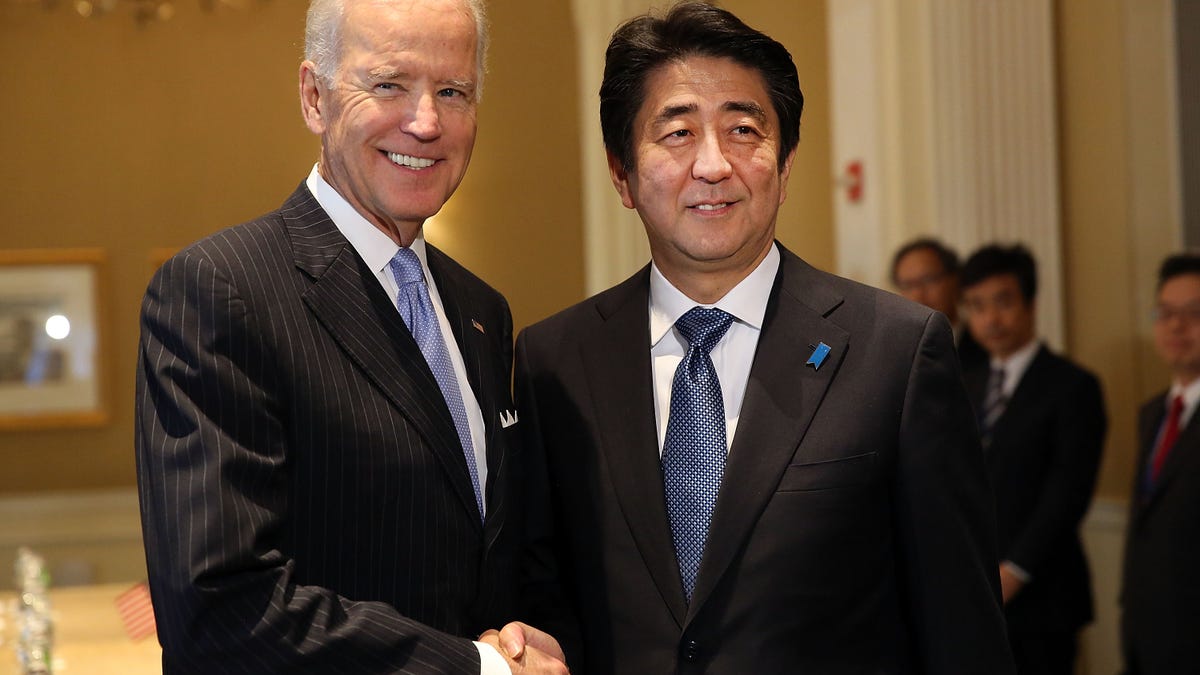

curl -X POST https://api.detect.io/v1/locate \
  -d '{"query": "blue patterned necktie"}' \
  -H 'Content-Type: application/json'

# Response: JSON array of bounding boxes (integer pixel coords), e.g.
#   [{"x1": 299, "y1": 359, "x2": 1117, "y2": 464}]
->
[
  {"x1": 662, "y1": 306, "x2": 734, "y2": 602},
  {"x1": 389, "y1": 248, "x2": 484, "y2": 520}
]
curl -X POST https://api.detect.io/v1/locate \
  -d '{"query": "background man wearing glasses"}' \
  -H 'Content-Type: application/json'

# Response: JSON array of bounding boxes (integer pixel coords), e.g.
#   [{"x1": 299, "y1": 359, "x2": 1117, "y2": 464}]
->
[{"x1": 1122, "y1": 253, "x2": 1200, "y2": 675}]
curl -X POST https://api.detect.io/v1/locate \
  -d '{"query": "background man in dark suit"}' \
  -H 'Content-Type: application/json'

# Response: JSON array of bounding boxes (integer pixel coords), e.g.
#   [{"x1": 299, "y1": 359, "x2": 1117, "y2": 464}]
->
[
  {"x1": 892, "y1": 236, "x2": 987, "y2": 369},
  {"x1": 512, "y1": 3, "x2": 1013, "y2": 673},
  {"x1": 1122, "y1": 253, "x2": 1200, "y2": 675},
  {"x1": 135, "y1": 0, "x2": 564, "y2": 672},
  {"x1": 960, "y1": 244, "x2": 1106, "y2": 675}
]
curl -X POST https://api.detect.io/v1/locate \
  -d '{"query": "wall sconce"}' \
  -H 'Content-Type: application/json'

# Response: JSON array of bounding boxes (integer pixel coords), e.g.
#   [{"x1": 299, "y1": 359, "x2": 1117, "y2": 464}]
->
[{"x1": 26, "y1": 0, "x2": 265, "y2": 24}]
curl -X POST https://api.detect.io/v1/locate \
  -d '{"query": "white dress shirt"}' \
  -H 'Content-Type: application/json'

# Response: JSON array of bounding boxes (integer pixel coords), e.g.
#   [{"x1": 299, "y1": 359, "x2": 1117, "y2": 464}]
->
[
  {"x1": 649, "y1": 243, "x2": 780, "y2": 455},
  {"x1": 1164, "y1": 376, "x2": 1200, "y2": 432},
  {"x1": 989, "y1": 338, "x2": 1040, "y2": 401},
  {"x1": 306, "y1": 166, "x2": 507, "y2": 675}
]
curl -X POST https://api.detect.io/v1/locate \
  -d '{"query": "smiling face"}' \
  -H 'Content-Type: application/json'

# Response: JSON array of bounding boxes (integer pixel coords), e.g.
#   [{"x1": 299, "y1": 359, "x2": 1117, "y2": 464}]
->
[
  {"x1": 609, "y1": 56, "x2": 794, "y2": 301},
  {"x1": 299, "y1": 0, "x2": 478, "y2": 245}
]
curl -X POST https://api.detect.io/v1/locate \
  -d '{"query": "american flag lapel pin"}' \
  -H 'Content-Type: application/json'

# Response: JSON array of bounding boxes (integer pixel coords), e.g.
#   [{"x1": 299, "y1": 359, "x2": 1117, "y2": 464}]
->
[{"x1": 806, "y1": 342, "x2": 832, "y2": 371}]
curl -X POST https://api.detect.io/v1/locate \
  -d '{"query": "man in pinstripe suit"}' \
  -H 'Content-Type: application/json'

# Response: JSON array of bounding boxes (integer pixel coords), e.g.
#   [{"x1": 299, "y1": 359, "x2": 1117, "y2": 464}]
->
[{"x1": 135, "y1": 0, "x2": 565, "y2": 672}]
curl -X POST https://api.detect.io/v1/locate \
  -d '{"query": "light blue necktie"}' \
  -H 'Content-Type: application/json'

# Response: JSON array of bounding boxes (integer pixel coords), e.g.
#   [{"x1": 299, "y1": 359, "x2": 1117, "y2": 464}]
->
[
  {"x1": 389, "y1": 248, "x2": 484, "y2": 519},
  {"x1": 662, "y1": 307, "x2": 733, "y2": 602}
]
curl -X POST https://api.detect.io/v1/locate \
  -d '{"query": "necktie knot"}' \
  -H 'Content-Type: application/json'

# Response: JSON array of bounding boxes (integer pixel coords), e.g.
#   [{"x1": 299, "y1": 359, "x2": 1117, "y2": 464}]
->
[
  {"x1": 675, "y1": 307, "x2": 734, "y2": 354},
  {"x1": 989, "y1": 368, "x2": 1005, "y2": 391},
  {"x1": 389, "y1": 247, "x2": 425, "y2": 287},
  {"x1": 1170, "y1": 394, "x2": 1185, "y2": 418}
]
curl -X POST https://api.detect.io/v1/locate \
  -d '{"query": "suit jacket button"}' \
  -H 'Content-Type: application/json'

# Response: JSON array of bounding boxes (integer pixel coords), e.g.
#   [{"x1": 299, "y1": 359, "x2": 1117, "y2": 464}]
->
[{"x1": 682, "y1": 640, "x2": 699, "y2": 662}]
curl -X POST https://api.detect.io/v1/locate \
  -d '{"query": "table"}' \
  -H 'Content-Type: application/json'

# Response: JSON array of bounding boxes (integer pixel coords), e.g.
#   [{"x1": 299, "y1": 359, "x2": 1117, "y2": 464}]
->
[{"x1": 1, "y1": 583, "x2": 161, "y2": 674}]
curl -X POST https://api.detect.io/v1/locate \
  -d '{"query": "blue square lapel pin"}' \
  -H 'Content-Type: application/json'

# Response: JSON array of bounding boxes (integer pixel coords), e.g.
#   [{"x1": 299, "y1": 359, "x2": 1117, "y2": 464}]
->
[{"x1": 806, "y1": 342, "x2": 832, "y2": 371}]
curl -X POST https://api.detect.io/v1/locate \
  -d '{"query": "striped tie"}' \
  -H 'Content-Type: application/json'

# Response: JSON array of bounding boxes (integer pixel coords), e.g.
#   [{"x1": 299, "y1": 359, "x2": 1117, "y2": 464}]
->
[{"x1": 980, "y1": 368, "x2": 1007, "y2": 448}]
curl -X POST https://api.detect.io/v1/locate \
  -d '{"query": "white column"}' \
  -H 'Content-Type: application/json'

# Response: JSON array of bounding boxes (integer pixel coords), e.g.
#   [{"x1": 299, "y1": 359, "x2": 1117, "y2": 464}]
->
[
  {"x1": 828, "y1": 0, "x2": 1065, "y2": 348},
  {"x1": 570, "y1": 0, "x2": 654, "y2": 295}
]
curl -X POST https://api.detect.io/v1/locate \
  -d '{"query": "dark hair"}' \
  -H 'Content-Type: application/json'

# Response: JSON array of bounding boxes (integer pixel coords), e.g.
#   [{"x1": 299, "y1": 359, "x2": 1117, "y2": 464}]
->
[
  {"x1": 890, "y1": 237, "x2": 960, "y2": 285},
  {"x1": 1158, "y1": 253, "x2": 1200, "y2": 289},
  {"x1": 961, "y1": 243, "x2": 1038, "y2": 303},
  {"x1": 600, "y1": 1, "x2": 803, "y2": 173}
]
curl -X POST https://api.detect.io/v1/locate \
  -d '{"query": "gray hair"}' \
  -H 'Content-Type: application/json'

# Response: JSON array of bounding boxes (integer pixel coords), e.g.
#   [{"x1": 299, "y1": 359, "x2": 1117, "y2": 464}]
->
[{"x1": 305, "y1": 0, "x2": 490, "y2": 99}]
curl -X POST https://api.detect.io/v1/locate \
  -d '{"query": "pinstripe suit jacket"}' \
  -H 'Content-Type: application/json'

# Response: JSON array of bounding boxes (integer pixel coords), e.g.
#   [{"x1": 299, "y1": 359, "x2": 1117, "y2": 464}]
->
[{"x1": 135, "y1": 184, "x2": 521, "y2": 673}]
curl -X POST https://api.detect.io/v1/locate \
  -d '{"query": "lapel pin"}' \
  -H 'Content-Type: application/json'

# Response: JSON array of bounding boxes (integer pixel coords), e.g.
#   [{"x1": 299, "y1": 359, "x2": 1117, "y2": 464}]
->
[
  {"x1": 471, "y1": 319, "x2": 485, "y2": 334},
  {"x1": 806, "y1": 342, "x2": 831, "y2": 371}
]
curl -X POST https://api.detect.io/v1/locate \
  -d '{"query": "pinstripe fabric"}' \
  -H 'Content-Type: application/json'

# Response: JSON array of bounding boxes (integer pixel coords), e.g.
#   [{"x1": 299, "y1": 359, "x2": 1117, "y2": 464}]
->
[{"x1": 135, "y1": 184, "x2": 521, "y2": 673}]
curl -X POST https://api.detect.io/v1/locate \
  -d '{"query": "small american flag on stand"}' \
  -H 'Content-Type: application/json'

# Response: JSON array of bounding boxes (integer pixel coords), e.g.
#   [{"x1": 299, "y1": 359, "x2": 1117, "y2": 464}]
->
[{"x1": 115, "y1": 581, "x2": 157, "y2": 641}]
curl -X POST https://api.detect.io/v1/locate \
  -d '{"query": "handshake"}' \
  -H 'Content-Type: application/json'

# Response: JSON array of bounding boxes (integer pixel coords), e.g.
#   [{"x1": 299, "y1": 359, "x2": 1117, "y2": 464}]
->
[{"x1": 479, "y1": 622, "x2": 570, "y2": 674}]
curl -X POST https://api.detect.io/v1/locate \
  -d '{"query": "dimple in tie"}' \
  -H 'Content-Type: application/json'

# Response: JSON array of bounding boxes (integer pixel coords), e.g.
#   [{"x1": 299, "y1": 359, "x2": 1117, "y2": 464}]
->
[
  {"x1": 389, "y1": 248, "x2": 484, "y2": 520},
  {"x1": 662, "y1": 307, "x2": 734, "y2": 602}
]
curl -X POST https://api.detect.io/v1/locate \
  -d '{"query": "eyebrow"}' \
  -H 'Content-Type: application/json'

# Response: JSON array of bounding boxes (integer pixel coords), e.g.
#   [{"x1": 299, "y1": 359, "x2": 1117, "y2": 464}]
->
[
  {"x1": 367, "y1": 67, "x2": 405, "y2": 81},
  {"x1": 725, "y1": 100, "x2": 768, "y2": 123},
  {"x1": 649, "y1": 100, "x2": 769, "y2": 126},
  {"x1": 365, "y1": 68, "x2": 474, "y2": 92}
]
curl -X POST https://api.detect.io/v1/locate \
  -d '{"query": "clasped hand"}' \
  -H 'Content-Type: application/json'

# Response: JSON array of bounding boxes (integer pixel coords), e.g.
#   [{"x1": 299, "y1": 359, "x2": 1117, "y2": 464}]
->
[{"x1": 478, "y1": 622, "x2": 569, "y2": 674}]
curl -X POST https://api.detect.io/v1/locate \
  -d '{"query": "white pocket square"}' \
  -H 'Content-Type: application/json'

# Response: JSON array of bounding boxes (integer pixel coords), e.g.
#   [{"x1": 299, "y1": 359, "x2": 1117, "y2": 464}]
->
[{"x1": 500, "y1": 410, "x2": 519, "y2": 428}]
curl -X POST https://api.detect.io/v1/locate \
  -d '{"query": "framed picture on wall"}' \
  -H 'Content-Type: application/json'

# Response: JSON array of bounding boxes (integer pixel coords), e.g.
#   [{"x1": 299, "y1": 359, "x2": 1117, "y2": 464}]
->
[{"x1": 0, "y1": 249, "x2": 108, "y2": 430}]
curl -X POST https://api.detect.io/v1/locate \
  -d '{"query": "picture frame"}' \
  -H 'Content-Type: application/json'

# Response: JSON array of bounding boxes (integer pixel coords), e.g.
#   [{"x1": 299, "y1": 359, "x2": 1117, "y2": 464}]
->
[{"x1": 0, "y1": 249, "x2": 108, "y2": 430}]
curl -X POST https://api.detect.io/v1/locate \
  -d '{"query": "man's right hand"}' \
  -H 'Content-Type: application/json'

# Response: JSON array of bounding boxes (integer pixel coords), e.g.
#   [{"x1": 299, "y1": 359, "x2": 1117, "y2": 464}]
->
[{"x1": 479, "y1": 622, "x2": 568, "y2": 674}]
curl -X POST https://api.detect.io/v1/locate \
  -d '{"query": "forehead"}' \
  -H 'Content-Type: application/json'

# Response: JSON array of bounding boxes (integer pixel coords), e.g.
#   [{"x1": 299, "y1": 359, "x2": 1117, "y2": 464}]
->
[
  {"x1": 636, "y1": 55, "x2": 775, "y2": 124},
  {"x1": 340, "y1": 0, "x2": 476, "y2": 66},
  {"x1": 1159, "y1": 273, "x2": 1200, "y2": 303},
  {"x1": 896, "y1": 248, "x2": 945, "y2": 275},
  {"x1": 965, "y1": 274, "x2": 1022, "y2": 298}
]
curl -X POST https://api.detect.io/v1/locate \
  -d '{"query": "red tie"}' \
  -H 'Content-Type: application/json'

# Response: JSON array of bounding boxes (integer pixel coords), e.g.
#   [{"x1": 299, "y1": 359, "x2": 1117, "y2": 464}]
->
[{"x1": 1151, "y1": 395, "x2": 1185, "y2": 482}]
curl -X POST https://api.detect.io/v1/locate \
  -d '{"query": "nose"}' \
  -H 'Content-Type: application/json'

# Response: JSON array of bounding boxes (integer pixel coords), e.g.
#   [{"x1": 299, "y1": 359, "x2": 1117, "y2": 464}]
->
[
  {"x1": 402, "y1": 91, "x2": 442, "y2": 140},
  {"x1": 691, "y1": 133, "x2": 733, "y2": 183}
]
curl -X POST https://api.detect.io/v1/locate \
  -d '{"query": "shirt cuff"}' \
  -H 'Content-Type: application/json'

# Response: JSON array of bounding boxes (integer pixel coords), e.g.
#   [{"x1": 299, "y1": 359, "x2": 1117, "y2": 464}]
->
[
  {"x1": 1002, "y1": 560, "x2": 1032, "y2": 583},
  {"x1": 476, "y1": 641, "x2": 513, "y2": 675}
]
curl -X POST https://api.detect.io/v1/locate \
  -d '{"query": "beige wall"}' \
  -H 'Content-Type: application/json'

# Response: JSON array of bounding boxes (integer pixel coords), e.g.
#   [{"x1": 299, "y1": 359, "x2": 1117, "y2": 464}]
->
[
  {"x1": 0, "y1": 0, "x2": 1162, "y2": 508},
  {"x1": 0, "y1": 0, "x2": 583, "y2": 493},
  {"x1": 1056, "y1": 0, "x2": 1178, "y2": 500}
]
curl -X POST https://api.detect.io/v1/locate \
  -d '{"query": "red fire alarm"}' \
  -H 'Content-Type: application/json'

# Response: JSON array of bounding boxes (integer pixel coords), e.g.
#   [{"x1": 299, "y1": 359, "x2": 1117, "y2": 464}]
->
[{"x1": 843, "y1": 160, "x2": 864, "y2": 203}]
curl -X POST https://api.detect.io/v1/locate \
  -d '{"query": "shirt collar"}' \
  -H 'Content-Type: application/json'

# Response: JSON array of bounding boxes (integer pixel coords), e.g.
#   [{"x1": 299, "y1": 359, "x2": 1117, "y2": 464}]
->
[
  {"x1": 990, "y1": 338, "x2": 1041, "y2": 395},
  {"x1": 305, "y1": 163, "x2": 430, "y2": 280},
  {"x1": 1168, "y1": 377, "x2": 1200, "y2": 412},
  {"x1": 648, "y1": 243, "x2": 780, "y2": 347}
]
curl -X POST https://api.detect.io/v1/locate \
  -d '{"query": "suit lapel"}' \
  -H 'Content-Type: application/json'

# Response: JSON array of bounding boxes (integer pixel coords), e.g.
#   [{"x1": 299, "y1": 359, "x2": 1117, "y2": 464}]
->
[
  {"x1": 579, "y1": 268, "x2": 690, "y2": 627},
  {"x1": 285, "y1": 187, "x2": 483, "y2": 527},
  {"x1": 687, "y1": 250, "x2": 848, "y2": 619}
]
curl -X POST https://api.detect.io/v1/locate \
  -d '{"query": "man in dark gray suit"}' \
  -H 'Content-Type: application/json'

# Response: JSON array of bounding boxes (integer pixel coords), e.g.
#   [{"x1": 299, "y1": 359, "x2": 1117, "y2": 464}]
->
[
  {"x1": 1122, "y1": 253, "x2": 1200, "y2": 674},
  {"x1": 135, "y1": 0, "x2": 564, "y2": 672},
  {"x1": 511, "y1": 3, "x2": 1014, "y2": 673}
]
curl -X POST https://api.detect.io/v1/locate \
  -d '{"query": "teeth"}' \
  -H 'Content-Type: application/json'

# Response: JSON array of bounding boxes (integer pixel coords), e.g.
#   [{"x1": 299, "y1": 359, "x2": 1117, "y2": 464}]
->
[
  {"x1": 694, "y1": 203, "x2": 729, "y2": 211},
  {"x1": 387, "y1": 152, "x2": 435, "y2": 169}
]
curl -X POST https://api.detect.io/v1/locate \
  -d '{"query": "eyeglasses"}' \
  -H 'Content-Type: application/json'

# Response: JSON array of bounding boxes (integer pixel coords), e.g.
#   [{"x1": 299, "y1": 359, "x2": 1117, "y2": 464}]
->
[
  {"x1": 896, "y1": 272, "x2": 947, "y2": 293},
  {"x1": 1152, "y1": 304, "x2": 1200, "y2": 324}
]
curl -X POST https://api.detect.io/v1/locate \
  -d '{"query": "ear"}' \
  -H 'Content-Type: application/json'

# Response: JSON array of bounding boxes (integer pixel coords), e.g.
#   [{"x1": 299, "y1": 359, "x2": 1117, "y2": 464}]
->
[
  {"x1": 607, "y1": 150, "x2": 636, "y2": 210},
  {"x1": 299, "y1": 61, "x2": 327, "y2": 135},
  {"x1": 777, "y1": 147, "x2": 797, "y2": 206}
]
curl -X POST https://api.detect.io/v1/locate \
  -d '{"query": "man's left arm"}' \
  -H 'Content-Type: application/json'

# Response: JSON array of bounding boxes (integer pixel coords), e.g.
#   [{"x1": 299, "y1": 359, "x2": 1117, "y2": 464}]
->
[{"x1": 894, "y1": 312, "x2": 1016, "y2": 674}]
